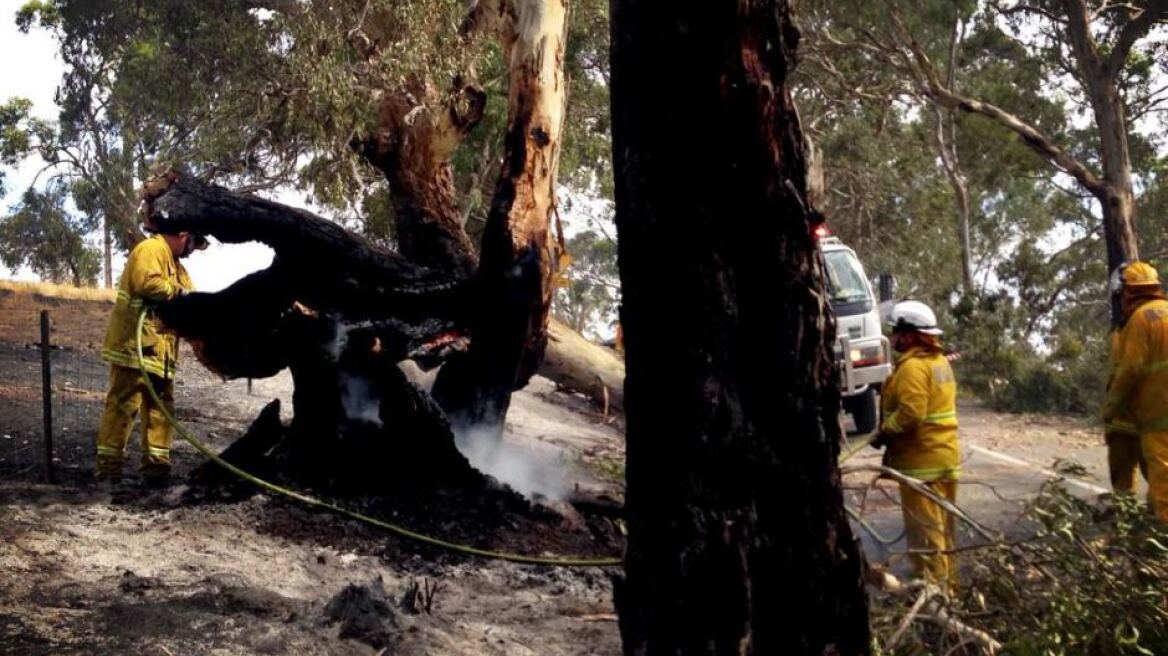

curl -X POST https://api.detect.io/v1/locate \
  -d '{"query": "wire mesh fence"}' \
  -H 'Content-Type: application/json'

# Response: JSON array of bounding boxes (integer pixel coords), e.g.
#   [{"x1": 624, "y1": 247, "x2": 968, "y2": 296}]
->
[
  {"x1": 0, "y1": 294, "x2": 286, "y2": 486},
  {"x1": 0, "y1": 295, "x2": 113, "y2": 483},
  {"x1": 0, "y1": 306, "x2": 46, "y2": 481},
  {"x1": 44, "y1": 306, "x2": 115, "y2": 484}
]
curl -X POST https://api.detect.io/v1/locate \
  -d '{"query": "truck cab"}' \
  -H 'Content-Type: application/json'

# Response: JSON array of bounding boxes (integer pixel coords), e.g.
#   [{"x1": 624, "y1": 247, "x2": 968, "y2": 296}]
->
[{"x1": 818, "y1": 232, "x2": 892, "y2": 434}]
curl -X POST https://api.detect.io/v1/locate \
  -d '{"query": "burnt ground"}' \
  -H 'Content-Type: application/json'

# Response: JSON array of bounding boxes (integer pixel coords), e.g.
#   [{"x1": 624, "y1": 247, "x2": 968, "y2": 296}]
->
[
  {"x1": 0, "y1": 286, "x2": 1124, "y2": 654},
  {"x1": 0, "y1": 288, "x2": 625, "y2": 656}
]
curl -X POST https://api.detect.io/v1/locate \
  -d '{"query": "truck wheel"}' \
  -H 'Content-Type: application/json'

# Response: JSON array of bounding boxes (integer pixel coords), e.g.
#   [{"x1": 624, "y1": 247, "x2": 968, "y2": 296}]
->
[{"x1": 844, "y1": 387, "x2": 879, "y2": 436}]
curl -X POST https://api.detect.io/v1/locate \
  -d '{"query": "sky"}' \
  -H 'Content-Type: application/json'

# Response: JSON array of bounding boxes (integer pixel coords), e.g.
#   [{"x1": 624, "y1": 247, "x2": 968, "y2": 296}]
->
[{"x1": 0, "y1": 0, "x2": 275, "y2": 292}]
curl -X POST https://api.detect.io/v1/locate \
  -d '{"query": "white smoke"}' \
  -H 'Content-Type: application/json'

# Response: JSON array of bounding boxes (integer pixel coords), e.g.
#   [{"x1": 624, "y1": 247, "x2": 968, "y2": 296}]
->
[
  {"x1": 340, "y1": 373, "x2": 382, "y2": 427},
  {"x1": 454, "y1": 425, "x2": 568, "y2": 501}
]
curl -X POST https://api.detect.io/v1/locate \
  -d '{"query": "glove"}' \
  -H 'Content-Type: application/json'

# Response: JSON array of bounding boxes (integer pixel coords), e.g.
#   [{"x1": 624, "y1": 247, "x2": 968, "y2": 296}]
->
[{"x1": 870, "y1": 431, "x2": 889, "y2": 450}]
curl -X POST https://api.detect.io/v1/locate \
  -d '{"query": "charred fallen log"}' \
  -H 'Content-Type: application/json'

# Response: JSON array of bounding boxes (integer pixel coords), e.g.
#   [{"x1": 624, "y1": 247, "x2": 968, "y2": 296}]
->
[
  {"x1": 144, "y1": 172, "x2": 472, "y2": 324},
  {"x1": 140, "y1": 172, "x2": 481, "y2": 490}
]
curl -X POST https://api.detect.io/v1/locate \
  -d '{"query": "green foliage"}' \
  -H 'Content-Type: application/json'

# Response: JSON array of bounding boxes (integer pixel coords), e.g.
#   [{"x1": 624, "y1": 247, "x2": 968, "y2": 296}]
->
[
  {"x1": 560, "y1": 0, "x2": 613, "y2": 197},
  {"x1": 554, "y1": 227, "x2": 619, "y2": 339},
  {"x1": 0, "y1": 182, "x2": 101, "y2": 286},
  {"x1": 0, "y1": 97, "x2": 54, "y2": 197},
  {"x1": 5, "y1": 0, "x2": 615, "y2": 260},
  {"x1": 869, "y1": 485, "x2": 1168, "y2": 654},
  {"x1": 977, "y1": 487, "x2": 1168, "y2": 655},
  {"x1": 796, "y1": 0, "x2": 1168, "y2": 416}
]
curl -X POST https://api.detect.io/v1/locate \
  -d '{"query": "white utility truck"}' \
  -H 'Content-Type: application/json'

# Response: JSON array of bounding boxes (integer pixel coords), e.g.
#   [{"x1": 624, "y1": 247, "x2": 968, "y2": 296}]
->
[{"x1": 817, "y1": 229, "x2": 892, "y2": 435}]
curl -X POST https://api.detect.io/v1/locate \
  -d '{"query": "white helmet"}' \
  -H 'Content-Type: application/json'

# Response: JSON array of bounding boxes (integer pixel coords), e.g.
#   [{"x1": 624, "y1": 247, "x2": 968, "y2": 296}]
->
[{"x1": 887, "y1": 300, "x2": 943, "y2": 336}]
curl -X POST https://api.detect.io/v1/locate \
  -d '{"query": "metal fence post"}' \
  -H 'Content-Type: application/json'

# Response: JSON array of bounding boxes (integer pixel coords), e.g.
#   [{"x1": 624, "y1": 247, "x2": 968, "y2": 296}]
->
[{"x1": 40, "y1": 310, "x2": 54, "y2": 483}]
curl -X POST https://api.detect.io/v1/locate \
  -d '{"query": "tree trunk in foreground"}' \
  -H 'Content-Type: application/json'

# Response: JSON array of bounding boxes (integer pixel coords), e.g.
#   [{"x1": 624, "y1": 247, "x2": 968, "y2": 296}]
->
[{"x1": 611, "y1": 1, "x2": 870, "y2": 653}]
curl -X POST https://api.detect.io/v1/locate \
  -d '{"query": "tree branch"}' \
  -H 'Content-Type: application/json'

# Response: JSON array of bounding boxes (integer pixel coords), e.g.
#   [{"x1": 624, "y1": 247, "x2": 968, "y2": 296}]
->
[
  {"x1": 1105, "y1": 0, "x2": 1168, "y2": 80},
  {"x1": 840, "y1": 464, "x2": 998, "y2": 542},
  {"x1": 887, "y1": 7, "x2": 1107, "y2": 198},
  {"x1": 459, "y1": 0, "x2": 510, "y2": 41},
  {"x1": 990, "y1": 1, "x2": 1069, "y2": 24},
  {"x1": 918, "y1": 72, "x2": 1105, "y2": 196},
  {"x1": 1064, "y1": 0, "x2": 1105, "y2": 79}
]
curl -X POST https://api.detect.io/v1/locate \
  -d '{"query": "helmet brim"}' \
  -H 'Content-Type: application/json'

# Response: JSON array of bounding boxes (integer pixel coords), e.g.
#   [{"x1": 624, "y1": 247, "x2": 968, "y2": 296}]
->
[{"x1": 887, "y1": 322, "x2": 943, "y2": 336}]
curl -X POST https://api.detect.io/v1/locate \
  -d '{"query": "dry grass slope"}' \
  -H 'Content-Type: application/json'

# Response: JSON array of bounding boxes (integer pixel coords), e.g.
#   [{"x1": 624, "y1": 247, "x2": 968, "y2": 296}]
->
[{"x1": 0, "y1": 279, "x2": 115, "y2": 302}]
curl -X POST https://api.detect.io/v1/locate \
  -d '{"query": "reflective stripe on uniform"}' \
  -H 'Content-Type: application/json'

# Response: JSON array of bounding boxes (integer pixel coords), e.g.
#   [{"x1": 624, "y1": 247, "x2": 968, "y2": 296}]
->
[
  {"x1": 896, "y1": 465, "x2": 962, "y2": 481},
  {"x1": 924, "y1": 410, "x2": 958, "y2": 424},
  {"x1": 146, "y1": 446, "x2": 170, "y2": 458},
  {"x1": 96, "y1": 444, "x2": 124, "y2": 457},
  {"x1": 884, "y1": 416, "x2": 903, "y2": 434},
  {"x1": 1138, "y1": 415, "x2": 1168, "y2": 433},
  {"x1": 101, "y1": 349, "x2": 169, "y2": 378},
  {"x1": 116, "y1": 291, "x2": 144, "y2": 308},
  {"x1": 1143, "y1": 360, "x2": 1168, "y2": 375},
  {"x1": 1106, "y1": 421, "x2": 1140, "y2": 435}
]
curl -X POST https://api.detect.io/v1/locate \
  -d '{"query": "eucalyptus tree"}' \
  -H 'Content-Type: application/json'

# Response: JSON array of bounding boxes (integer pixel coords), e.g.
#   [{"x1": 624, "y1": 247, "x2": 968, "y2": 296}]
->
[
  {"x1": 803, "y1": 0, "x2": 1168, "y2": 322},
  {"x1": 7, "y1": 0, "x2": 628, "y2": 428}
]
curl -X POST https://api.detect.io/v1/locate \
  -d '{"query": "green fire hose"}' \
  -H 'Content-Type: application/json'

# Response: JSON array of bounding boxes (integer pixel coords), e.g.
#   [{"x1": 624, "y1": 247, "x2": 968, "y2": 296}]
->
[
  {"x1": 135, "y1": 310, "x2": 623, "y2": 567},
  {"x1": 135, "y1": 310, "x2": 889, "y2": 565}
]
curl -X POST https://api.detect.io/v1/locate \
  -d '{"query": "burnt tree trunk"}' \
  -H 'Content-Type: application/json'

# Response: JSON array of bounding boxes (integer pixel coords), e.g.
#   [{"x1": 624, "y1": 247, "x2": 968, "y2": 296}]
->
[
  {"x1": 611, "y1": 1, "x2": 870, "y2": 653},
  {"x1": 431, "y1": 0, "x2": 571, "y2": 436}
]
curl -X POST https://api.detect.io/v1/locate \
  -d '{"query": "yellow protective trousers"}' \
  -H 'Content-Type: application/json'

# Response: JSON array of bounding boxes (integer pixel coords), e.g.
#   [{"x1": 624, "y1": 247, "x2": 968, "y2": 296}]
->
[
  {"x1": 899, "y1": 479, "x2": 958, "y2": 591},
  {"x1": 1106, "y1": 431, "x2": 1147, "y2": 496},
  {"x1": 1143, "y1": 432, "x2": 1168, "y2": 522},
  {"x1": 95, "y1": 365, "x2": 174, "y2": 480}
]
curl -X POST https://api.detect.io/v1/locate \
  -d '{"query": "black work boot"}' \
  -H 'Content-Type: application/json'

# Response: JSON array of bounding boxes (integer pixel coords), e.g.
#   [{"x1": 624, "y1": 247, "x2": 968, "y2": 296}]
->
[
  {"x1": 140, "y1": 461, "x2": 172, "y2": 490},
  {"x1": 142, "y1": 473, "x2": 173, "y2": 490}
]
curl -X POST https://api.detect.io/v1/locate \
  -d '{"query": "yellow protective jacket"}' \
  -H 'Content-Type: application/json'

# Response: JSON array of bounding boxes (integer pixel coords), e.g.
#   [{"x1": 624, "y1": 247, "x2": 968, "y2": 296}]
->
[
  {"x1": 1106, "y1": 328, "x2": 1139, "y2": 435},
  {"x1": 1105, "y1": 298, "x2": 1168, "y2": 433},
  {"x1": 101, "y1": 235, "x2": 192, "y2": 378},
  {"x1": 880, "y1": 346, "x2": 960, "y2": 481}
]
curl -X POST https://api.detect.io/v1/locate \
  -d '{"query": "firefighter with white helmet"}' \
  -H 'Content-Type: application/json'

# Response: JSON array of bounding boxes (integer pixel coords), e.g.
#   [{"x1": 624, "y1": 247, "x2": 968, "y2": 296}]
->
[
  {"x1": 1103, "y1": 261, "x2": 1168, "y2": 520},
  {"x1": 877, "y1": 299, "x2": 960, "y2": 590}
]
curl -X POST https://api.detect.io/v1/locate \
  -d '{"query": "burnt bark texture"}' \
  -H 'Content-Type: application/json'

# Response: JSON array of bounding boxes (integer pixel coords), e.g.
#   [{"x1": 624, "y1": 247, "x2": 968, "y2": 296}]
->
[
  {"x1": 611, "y1": 1, "x2": 870, "y2": 653},
  {"x1": 431, "y1": 0, "x2": 571, "y2": 436},
  {"x1": 142, "y1": 172, "x2": 480, "y2": 491}
]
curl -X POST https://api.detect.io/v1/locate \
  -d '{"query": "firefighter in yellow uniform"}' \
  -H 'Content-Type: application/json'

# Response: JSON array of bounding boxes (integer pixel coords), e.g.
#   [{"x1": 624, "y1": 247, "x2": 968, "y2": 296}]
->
[
  {"x1": 1105, "y1": 327, "x2": 1146, "y2": 495},
  {"x1": 96, "y1": 231, "x2": 206, "y2": 486},
  {"x1": 1103, "y1": 261, "x2": 1168, "y2": 520},
  {"x1": 877, "y1": 300, "x2": 960, "y2": 590}
]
